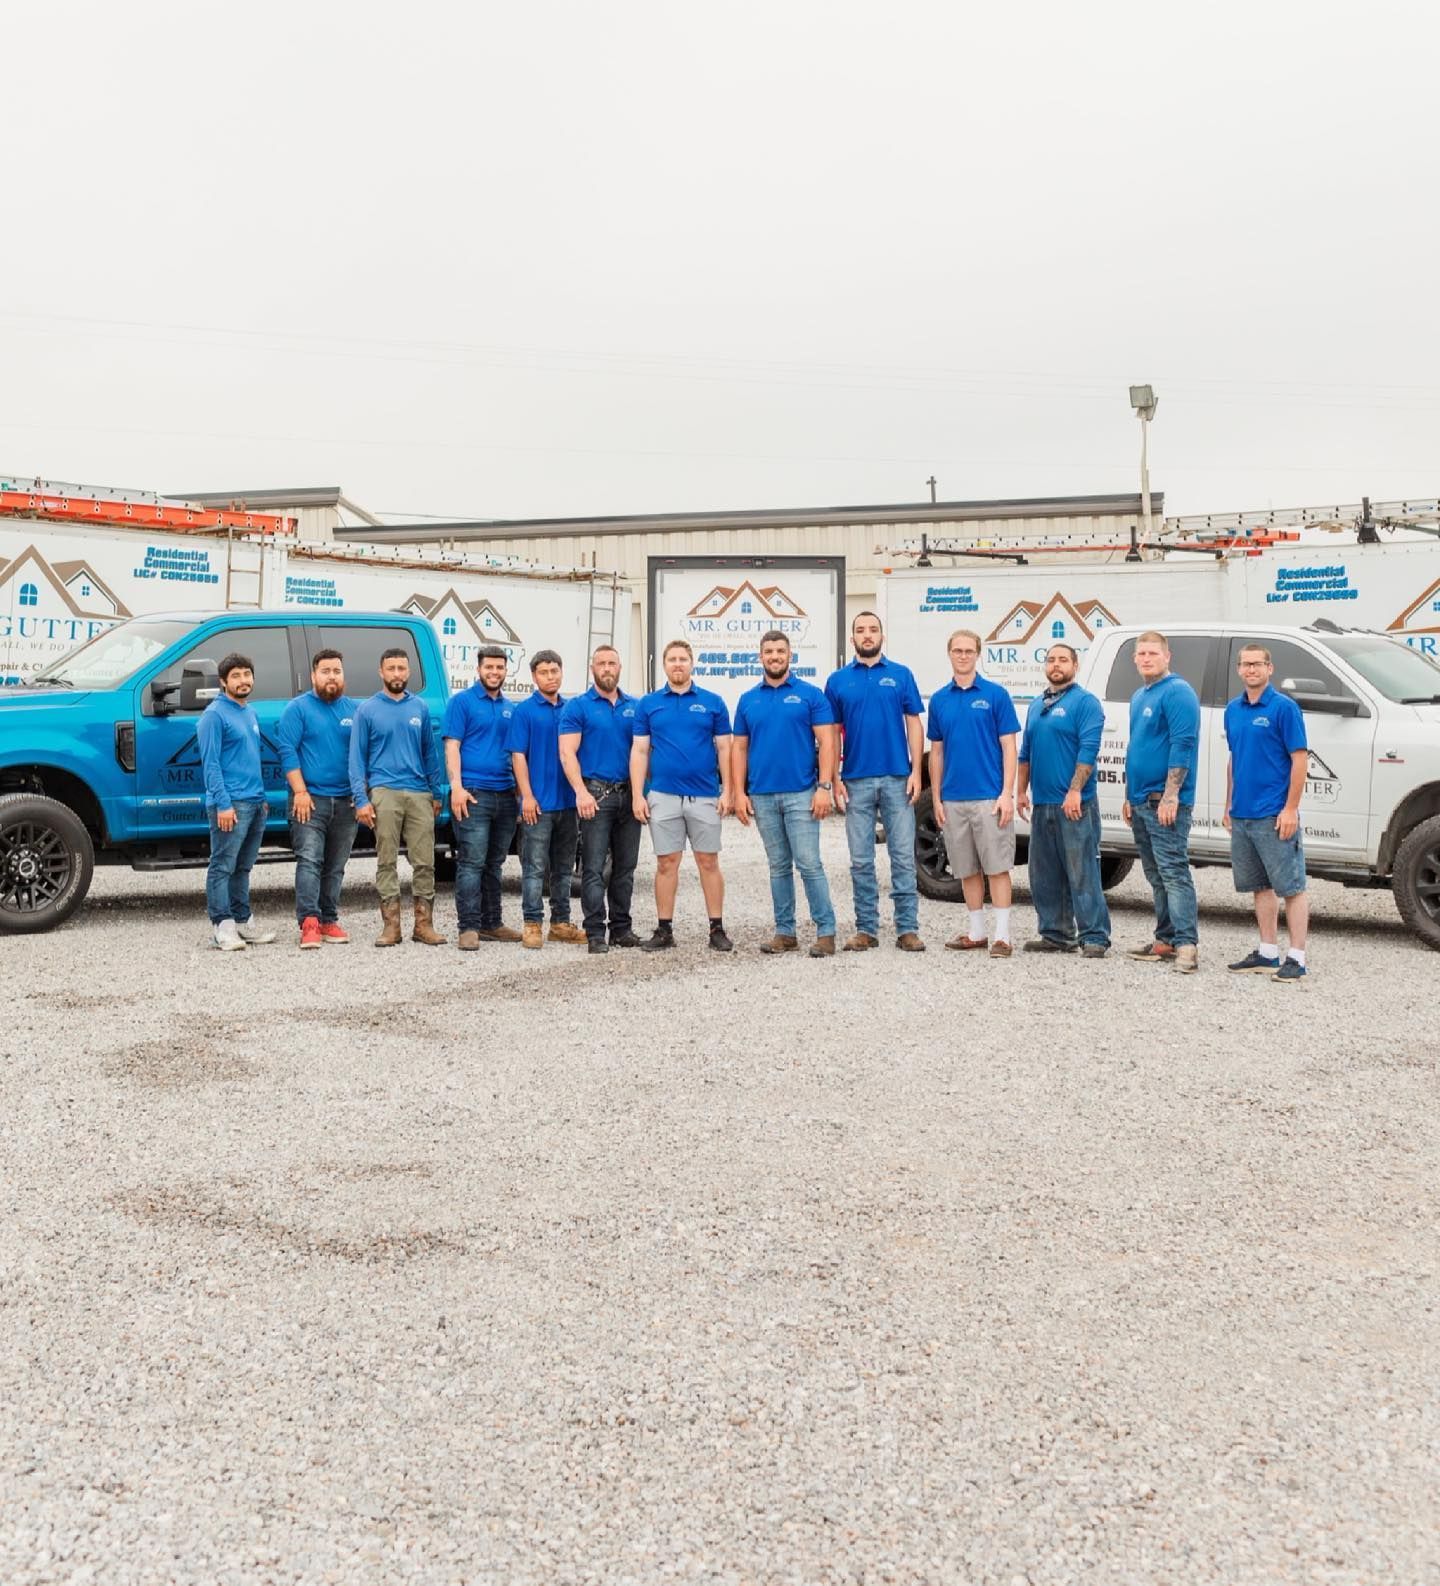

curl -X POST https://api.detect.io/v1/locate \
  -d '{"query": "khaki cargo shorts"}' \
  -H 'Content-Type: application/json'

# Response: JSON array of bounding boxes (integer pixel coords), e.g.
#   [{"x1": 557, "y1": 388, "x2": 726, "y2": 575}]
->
[{"x1": 942, "y1": 798, "x2": 1015, "y2": 878}]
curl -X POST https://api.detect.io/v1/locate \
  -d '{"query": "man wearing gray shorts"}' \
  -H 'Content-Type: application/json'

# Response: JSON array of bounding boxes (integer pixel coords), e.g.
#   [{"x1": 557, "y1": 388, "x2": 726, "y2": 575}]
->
[
  {"x1": 926, "y1": 630, "x2": 1022, "y2": 958},
  {"x1": 630, "y1": 639, "x2": 735, "y2": 952}
]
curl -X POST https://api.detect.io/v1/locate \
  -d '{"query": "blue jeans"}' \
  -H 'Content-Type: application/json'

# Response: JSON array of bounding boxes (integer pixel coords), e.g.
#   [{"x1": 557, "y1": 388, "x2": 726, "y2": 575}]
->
[
  {"x1": 289, "y1": 795, "x2": 358, "y2": 924},
  {"x1": 1128, "y1": 799, "x2": 1198, "y2": 947},
  {"x1": 843, "y1": 775, "x2": 918, "y2": 936},
  {"x1": 454, "y1": 787, "x2": 520, "y2": 932},
  {"x1": 752, "y1": 788, "x2": 837, "y2": 937},
  {"x1": 206, "y1": 800, "x2": 267, "y2": 925},
  {"x1": 520, "y1": 808, "x2": 579, "y2": 925},
  {"x1": 579, "y1": 780, "x2": 641, "y2": 940},
  {"x1": 1028, "y1": 801, "x2": 1111, "y2": 948}
]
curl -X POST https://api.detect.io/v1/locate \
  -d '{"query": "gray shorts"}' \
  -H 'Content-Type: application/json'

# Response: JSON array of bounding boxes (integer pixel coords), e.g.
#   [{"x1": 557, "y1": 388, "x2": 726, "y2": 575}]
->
[
  {"x1": 942, "y1": 798, "x2": 1016, "y2": 878},
  {"x1": 649, "y1": 791, "x2": 722, "y2": 856}
]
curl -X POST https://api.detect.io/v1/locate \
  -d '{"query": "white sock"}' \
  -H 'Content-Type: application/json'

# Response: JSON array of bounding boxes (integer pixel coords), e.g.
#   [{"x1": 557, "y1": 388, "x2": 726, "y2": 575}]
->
[
  {"x1": 1287, "y1": 947, "x2": 1307, "y2": 966},
  {"x1": 1258, "y1": 943, "x2": 1280, "y2": 960},
  {"x1": 969, "y1": 909, "x2": 986, "y2": 939},
  {"x1": 993, "y1": 907, "x2": 1011, "y2": 943}
]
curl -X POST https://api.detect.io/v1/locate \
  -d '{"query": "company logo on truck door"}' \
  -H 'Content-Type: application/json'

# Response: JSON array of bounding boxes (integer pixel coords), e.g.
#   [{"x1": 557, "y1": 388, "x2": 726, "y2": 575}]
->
[
  {"x1": 0, "y1": 544, "x2": 133, "y2": 675},
  {"x1": 401, "y1": 589, "x2": 527, "y2": 692},
  {"x1": 1388, "y1": 577, "x2": 1440, "y2": 652},
  {"x1": 159, "y1": 730, "x2": 284, "y2": 791},
  {"x1": 1305, "y1": 751, "x2": 1340, "y2": 806}
]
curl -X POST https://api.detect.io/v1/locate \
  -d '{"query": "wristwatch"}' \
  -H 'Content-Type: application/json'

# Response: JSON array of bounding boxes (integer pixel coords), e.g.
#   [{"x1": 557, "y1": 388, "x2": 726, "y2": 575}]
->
[{"x1": 817, "y1": 781, "x2": 833, "y2": 791}]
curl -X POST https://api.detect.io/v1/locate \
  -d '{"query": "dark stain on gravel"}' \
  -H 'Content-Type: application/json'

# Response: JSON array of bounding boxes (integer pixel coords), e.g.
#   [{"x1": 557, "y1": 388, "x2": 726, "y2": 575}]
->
[{"x1": 104, "y1": 1037, "x2": 262, "y2": 1088}]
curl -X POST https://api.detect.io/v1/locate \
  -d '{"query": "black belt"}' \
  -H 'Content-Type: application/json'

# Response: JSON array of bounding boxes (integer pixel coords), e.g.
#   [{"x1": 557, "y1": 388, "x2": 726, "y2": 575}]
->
[{"x1": 584, "y1": 776, "x2": 630, "y2": 800}]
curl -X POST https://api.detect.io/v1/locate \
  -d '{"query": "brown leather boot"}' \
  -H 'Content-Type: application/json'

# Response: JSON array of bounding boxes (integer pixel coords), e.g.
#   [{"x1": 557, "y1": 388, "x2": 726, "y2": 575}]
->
[
  {"x1": 411, "y1": 897, "x2": 446, "y2": 946},
  {"x1": 758, "y1": 934, "x2": 799, "y2": 954},
  {"x1": 547, "y1": 921, "x2": 587, "y2": 944},
  {"x1": 374, "y1": 898, "x2": 402, "y2": 947},
  {"x1": 809, "y1": 935, "x2": 836, "y2": 957},
  {"x1": 842, "y1": 932, "x2": 879, "y2": 952}
]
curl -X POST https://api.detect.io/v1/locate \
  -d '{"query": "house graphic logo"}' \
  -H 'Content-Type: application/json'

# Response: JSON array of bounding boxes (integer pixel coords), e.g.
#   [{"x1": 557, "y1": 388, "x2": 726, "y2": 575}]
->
[
  {"x1": 0, "y1": 543, "x2": 133, "y2": 679},
  {"x1": 685, "y1": 580, "x2": 808, "y2": 623},
  {"x1": 401, "y1": 589, "x2": 527, "y2": 689},
  {"x1": 1388, "y1": 577, "x2": 1440, "y2": 637},
  {"x1": 986, "y1": 593, "x2": 1120, "y2": 647},
  {"x1": 160, "y1": 729, "x2": 284, "y2": 793},
  {"x1": 1305, "y1": 750, "x2": 1340, "y2": 805}
]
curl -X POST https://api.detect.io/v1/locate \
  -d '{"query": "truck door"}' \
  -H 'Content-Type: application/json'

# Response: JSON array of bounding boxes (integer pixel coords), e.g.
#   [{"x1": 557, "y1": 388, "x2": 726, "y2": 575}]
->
[
  {"x1": 1216, "y1": 635, "x2": 1376, "y2": 865},
  {"x1": 132, "y1": 623, "x2": 303, "y2": 843}
]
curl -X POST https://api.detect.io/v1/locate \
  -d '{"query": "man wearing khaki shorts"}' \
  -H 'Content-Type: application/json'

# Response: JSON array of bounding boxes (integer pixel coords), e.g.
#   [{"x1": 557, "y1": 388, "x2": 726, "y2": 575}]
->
[
  {"x1": 926, "y1": 630, "x2": 1022, "y2": 958},
  {"x1": 630, "y1": 639, "x2": 735, "y2": 952}
]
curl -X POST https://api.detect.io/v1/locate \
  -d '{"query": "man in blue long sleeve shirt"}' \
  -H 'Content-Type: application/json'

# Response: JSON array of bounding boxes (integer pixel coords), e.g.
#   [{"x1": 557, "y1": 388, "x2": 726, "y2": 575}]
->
[
  {"x1": 277, "y1": 647, "x2": 359, "y2": 948},
  {"x1": 1015, "y1": 644, "x2": 1111, "y2": 956},
  {"x1": 1123, "y1": 631, "x2": 1202, "y2": 970},
  {"x1": 349, "y1": 647, "x2": 446, "y2": 947},
  {"x1": 197, "y1": 651, "x2": 277, "y2": 951}
]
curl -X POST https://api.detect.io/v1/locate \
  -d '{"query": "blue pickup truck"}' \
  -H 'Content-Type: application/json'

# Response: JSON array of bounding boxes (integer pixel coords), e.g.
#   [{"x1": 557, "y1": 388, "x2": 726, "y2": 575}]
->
[{"x1": 0, "y1": 609, "x2": 457, "y2": 933}]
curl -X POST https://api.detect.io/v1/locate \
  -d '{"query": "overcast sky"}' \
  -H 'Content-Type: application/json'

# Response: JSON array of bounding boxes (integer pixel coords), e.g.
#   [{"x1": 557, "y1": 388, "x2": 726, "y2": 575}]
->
[{"x1": 5, "y1": 0, "x2": 1436, "y2": 525}]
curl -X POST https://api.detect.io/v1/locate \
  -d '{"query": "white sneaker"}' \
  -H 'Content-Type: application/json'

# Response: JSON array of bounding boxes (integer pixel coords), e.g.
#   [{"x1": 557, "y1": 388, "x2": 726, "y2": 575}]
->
[
  {"x1": 213, "y1": 920, "x2": 247, "y2": 952},
  {"x1": 236, "y1": 922, "x2": 277, "y2": 945}
]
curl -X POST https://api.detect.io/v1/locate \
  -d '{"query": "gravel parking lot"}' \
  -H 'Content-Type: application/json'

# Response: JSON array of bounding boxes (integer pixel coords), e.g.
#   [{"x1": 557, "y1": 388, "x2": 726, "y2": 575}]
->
[{"x1": 3, "y1": 824, "x2": 1436, "y2": 1585}]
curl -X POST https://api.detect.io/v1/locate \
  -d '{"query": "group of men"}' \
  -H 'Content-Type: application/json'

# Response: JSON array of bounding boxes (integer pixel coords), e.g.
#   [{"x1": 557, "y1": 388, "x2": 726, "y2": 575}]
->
[{"x1": 197, "y1": 617, "x2": 1311, "y2": 981}]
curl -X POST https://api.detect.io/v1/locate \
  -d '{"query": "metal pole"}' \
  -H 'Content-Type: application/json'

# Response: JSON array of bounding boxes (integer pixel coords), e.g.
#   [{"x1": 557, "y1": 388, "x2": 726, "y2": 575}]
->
[{"x1": 1130, "y1": 413, "x2": 1153, "y2": 561}]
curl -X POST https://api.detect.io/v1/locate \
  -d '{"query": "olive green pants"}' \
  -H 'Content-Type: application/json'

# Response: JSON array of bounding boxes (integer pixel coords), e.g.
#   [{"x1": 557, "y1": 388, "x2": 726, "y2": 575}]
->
[{"x1": 372, "y1": 786, "x2": 435, "y2": 902}]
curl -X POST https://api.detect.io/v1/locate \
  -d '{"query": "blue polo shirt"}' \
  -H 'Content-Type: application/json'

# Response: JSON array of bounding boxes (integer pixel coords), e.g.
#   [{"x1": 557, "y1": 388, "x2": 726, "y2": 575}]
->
[
  {"x1": 633, "y1": 684, "x2": 732, "y2": 797},
  {"x1": 196, "y1": 695, "x2": 264, "y2": 810},
  {"x1": 926, "y1": 674, "x2": 1022, "y2": 801},
  {"x1": 277, "y1": 690, "x2": 358, "y2": 798},
  {"x1": 824, "y1": 656, "x2": 923, "y2": 780},
  {"x1": 1126, "y1": 673, "x2": 1201, "y2": 804},
  {"x1": 504, "y1": 690, "x2": 575, "y2": 812},
  {"x1": 1224, "y1": 685, "x2": 1307, "y2": 819},
  {"x1": 1018, "y1": 684, "x2": 1106, "y2": 805},
  {"x1": 441, "y1": 682, "x2": 517, "y2": 791},
  {"x1": 558, "y1": 686, "x2": 639, "y2": 782},
  {"x1": 733, "y1": 675, "x2": 835, "y2": 795}
]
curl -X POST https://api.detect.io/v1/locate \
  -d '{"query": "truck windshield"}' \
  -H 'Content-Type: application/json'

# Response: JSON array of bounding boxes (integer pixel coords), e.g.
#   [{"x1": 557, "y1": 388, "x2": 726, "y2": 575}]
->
[
  {"x1": 1317, "y1": 633, "x2": 1440, "y2": 703},
  {"x1": 30, "y1": 620, "x2": 194, "y2": 691}
]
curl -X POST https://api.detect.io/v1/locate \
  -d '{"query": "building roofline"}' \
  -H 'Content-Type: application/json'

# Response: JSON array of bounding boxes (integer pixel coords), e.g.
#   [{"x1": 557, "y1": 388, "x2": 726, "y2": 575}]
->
[{"x1": 333, "y1": 492, "x2": 1163, "y2": 546}]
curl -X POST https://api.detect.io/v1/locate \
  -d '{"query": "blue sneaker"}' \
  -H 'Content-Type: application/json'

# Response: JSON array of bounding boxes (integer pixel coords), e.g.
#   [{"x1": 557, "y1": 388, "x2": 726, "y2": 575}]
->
[
  {"x1": 1228, "y1": 949, "x2": 1279, "y2": 974},
  {"x1": 1271, "y1": 957, "x2": 1308, "y2": 984}
]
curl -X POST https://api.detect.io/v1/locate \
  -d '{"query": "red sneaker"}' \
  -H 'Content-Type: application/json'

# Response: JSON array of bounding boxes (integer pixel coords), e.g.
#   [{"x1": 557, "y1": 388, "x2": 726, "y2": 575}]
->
[
  {"x1": 299, "y1": 917, "x2": 323, "y2": 950},
  {"x1": 319, "y1": 921, "x2": 350, "y2": 944}
]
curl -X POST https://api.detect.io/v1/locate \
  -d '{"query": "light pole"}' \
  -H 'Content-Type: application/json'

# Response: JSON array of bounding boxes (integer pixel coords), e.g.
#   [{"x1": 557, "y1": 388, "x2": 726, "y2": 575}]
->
[{"x1": 1128, "y1": 384, "x2": 1157, "y2": 561}]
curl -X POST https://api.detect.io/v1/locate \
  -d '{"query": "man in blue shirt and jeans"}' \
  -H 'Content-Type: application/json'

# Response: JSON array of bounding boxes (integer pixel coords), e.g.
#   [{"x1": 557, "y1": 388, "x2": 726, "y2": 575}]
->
[
  {"x1": 825, "y1": 611, "x2": 926, "y2": 952},
  {"x1": 1123, "y1": 630, "x2": 1202, "y2": 973},
  {"x1": 198, "y1": 651, "x2": 277, "y2": 952},
  {"x1": 506, "y1": 649, "x2": 587, "y2": 950},
  {"x1": 443, "y1": 645, "x2": 522, "y2": 951},
  {"x1": 277, "y1": 647, "x2": 358, "y2": 950},
  {"x1": 734, "y1": 630, "x2": 838, "y2": 957},
  {"x1": 1223, "y1": 642, "x2": 1310, "y2": 982},
  {"x1": 1015, "y1": 643, "x2": 1111, "y2": 958},
  {"x1": 559, "y1": 644, "x2": 642, "y2": 955}
]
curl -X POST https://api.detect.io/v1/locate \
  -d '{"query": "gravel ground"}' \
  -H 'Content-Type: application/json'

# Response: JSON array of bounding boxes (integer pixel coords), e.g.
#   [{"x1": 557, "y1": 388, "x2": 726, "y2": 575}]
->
[{"x1": 2, "y1": 824, "x2": 1437, "y2": 1586}]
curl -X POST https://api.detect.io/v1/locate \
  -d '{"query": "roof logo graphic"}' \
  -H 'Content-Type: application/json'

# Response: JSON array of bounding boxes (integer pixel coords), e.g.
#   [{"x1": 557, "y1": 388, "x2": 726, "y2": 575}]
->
[{"x1": 985, "y1": 594, "x2": 1119, "y2": 645}]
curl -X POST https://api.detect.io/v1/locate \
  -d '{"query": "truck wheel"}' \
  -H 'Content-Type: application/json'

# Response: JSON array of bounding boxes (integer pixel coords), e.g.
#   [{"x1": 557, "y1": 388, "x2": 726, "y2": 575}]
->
[
  {"x1": 0, "y1": 792, "x2": 95, "y2": 934},
  {"x1": 1099, "y1": 855, "x2": 1135, "y2": 891},
  {"x1": 914, "y1": 788, "x2": 965, "y2": 902},
  {"x1": 1393, "y1": 814, "x2": 1440, "y2": 951}
]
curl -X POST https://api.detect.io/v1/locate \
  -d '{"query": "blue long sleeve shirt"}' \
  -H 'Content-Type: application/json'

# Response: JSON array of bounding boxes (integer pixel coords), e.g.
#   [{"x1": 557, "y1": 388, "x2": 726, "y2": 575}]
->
[
  {"x1": 349, "y1": 690, "x2": 444, "y2": 806},
  {"x1": 1018, "y1": 683, "x2": 1106, "y2": 805},
  {"x1": 277, "y1": 690, "x2": 358, "y2": 798},
  {"x1": 1126, "y1": 672, "x2": 1201, "y2": 804},
  {"x1": 196, "y1": 695, "x2": 264, "y2": 810}
]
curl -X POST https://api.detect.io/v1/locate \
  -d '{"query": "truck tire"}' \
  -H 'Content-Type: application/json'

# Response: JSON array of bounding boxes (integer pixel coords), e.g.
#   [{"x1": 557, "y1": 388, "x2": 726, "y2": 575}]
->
[
  {"x1": 0, "y1": 792, "x2": 95, "y2": 934},
  {"x1": 1099, "y1": 855, "x2": 1135, "y2": 891},
  {"x1": 1393, "y1": 814, "x2": 1440, "y2": 952},
  {"x1": 914, "y1": 788, "x2": 966, "y2": 902}
]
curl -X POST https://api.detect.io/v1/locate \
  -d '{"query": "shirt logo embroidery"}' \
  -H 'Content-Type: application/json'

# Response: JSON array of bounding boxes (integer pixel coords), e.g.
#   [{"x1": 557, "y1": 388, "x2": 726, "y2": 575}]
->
[
  {"x1": 622, "y1": 707, "x2": 635, "y2": 717},
  {"x1": 340, "y1": 717, "x2": 353, "y2": 727},
  {"x1": 784, "y1": 694, "x2": 802, "y2": 704},
  {"x1": 502, "y1": 709, "x2": 512, "y2": 718},
  {"x1": 408, "y1": 716, "x2": 422, "y2": 727},
  {"x1": 1254, "y1": 716, "x2": 1270, "y2": 727},
  {"x1": 1051, "y1": 707, "x2": 1067, "y2": 718},
  {"x1": 688, "y1": 703, "x2": 707, "y2": 713},
  {"x1": 971, "y1": 698, "x2": 990, "y2": 710},
  {"x1": 879, "y1": 677, "x2": 897, "y2": 687},
  {"x1": 1142, "y1": 706, "x2": 1153, "y2": 718}
]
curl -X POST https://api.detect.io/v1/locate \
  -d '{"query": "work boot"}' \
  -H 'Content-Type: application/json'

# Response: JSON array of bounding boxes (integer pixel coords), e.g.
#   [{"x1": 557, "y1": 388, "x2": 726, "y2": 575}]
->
[
  {"x1": 588, "y1": 937, "x2": 610, "y2": 955},
  {"x1": 842, "y1": 932, "x2": 879, "y2": 952},
  {"x1": 476, "y1": 925, "x2": 523, "y2": 943},
  {"x1": 809, "y1": 935, "x2": 836, "y2": 958},
  {"x1": 1172, "y1": 944, "x2": 1199, "y2": 975},
  {"x1": 758, "y1": 934, "x2": 799, "y2": 954},
  {"x1": 522, "y1": 922, "x2": 544, "y2": 950},
  {"x1": 896, "y1": 933, "x2": 926, "y2": 953},
  {"x1": 412, "y1": 897, "x2": 447, "y2": 946},
  {"x1": 548, "y1": 921, "x2": 587, "y2": 944},
  {"x1": 374, "y1": 898, "x2": 403, "y2": 947},
  {"x1": 457, "y1": 930, "x2": 481, "y2": 951},
  {"x1": 640, "y1": 925, "x2": 675, "y2": 953},
  {"x1": 610, "y1": 930, "x2": 643, "y2": 948}
]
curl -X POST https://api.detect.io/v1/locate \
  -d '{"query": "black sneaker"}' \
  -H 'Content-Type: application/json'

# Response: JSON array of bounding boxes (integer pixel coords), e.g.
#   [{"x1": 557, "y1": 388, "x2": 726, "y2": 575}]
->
[
  {"x1": 588, "y1": 938, "x2": 610, "y2": 955},
  {"x1": 640, "y1": 928, "x2": 675, "y2": 953},
  {"x1": 1081, "y1": 944, "x2": 1109, "y2": 960},
  {"x1": 1271, "y1": 957, "x2": 1308, "y2": 984},
  {"x1": 1228, "y1": 949, "x2": 1279, "y2": 974},
  {"x1": 1022, "y1": 937, "x2": 1078, "y2": 953},
  {"x1": 708, "y1": 927, "x2": 734, "y2": 953},
  {"x1": 610, "y1": 930, "x2": 642, "y2": 948}
]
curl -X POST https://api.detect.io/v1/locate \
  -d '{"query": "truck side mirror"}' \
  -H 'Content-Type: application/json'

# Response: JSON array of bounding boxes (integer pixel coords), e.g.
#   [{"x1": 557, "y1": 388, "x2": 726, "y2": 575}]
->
[
  {"x1": 179, "y1": 660, "x2": 221, "y2": 712},
  {"x1": 1284, "y1": 686, "x2": 1364, "y2": 718}
]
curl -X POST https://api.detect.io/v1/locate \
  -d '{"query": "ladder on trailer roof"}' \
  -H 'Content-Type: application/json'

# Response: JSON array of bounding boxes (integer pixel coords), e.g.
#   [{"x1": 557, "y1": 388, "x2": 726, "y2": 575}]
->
[
  {"x1": 586, "y1": 572, "x2": 620, "y2": 655},
  {"x1": 225, "y1": 526, "x2": 265, "y2": 608}
]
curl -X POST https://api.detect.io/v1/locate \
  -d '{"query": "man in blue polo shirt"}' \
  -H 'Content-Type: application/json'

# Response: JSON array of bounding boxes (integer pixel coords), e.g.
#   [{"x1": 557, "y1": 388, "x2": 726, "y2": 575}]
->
[
  {"x1": 277, "y1": 647, "x2": 359, "y2": 950},
  {"x1": 559, "y1": 644, "x2": 642, "y2": 955},
  {"x1": 734, "y1": 630, "x2": 838, "y2": 957},
  {"x1": 1123, "y1": 630, "x2": 1202, "y2": 973},
  {"x1": 927, "y1": 628, "x2": 1022, "y2": 958},
  {"x1": 630, "y1": 638, "x2": 734, "y2": 952},
  {"x1": 825, "y1": 611, "x2": 926, "y2": 952},
  {"x1": 1015, "y1": 643, "x2": 1110, "y2": 958},
  {"x1": 443, "y1": 645, "x2": 522, "y2": 951},
  {"x1": 1223, "y1": 642, "x2": 1310, "y2": 982},
  {"x1": 505, "y1": 649, "x2": 585, "y2": 950}
]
